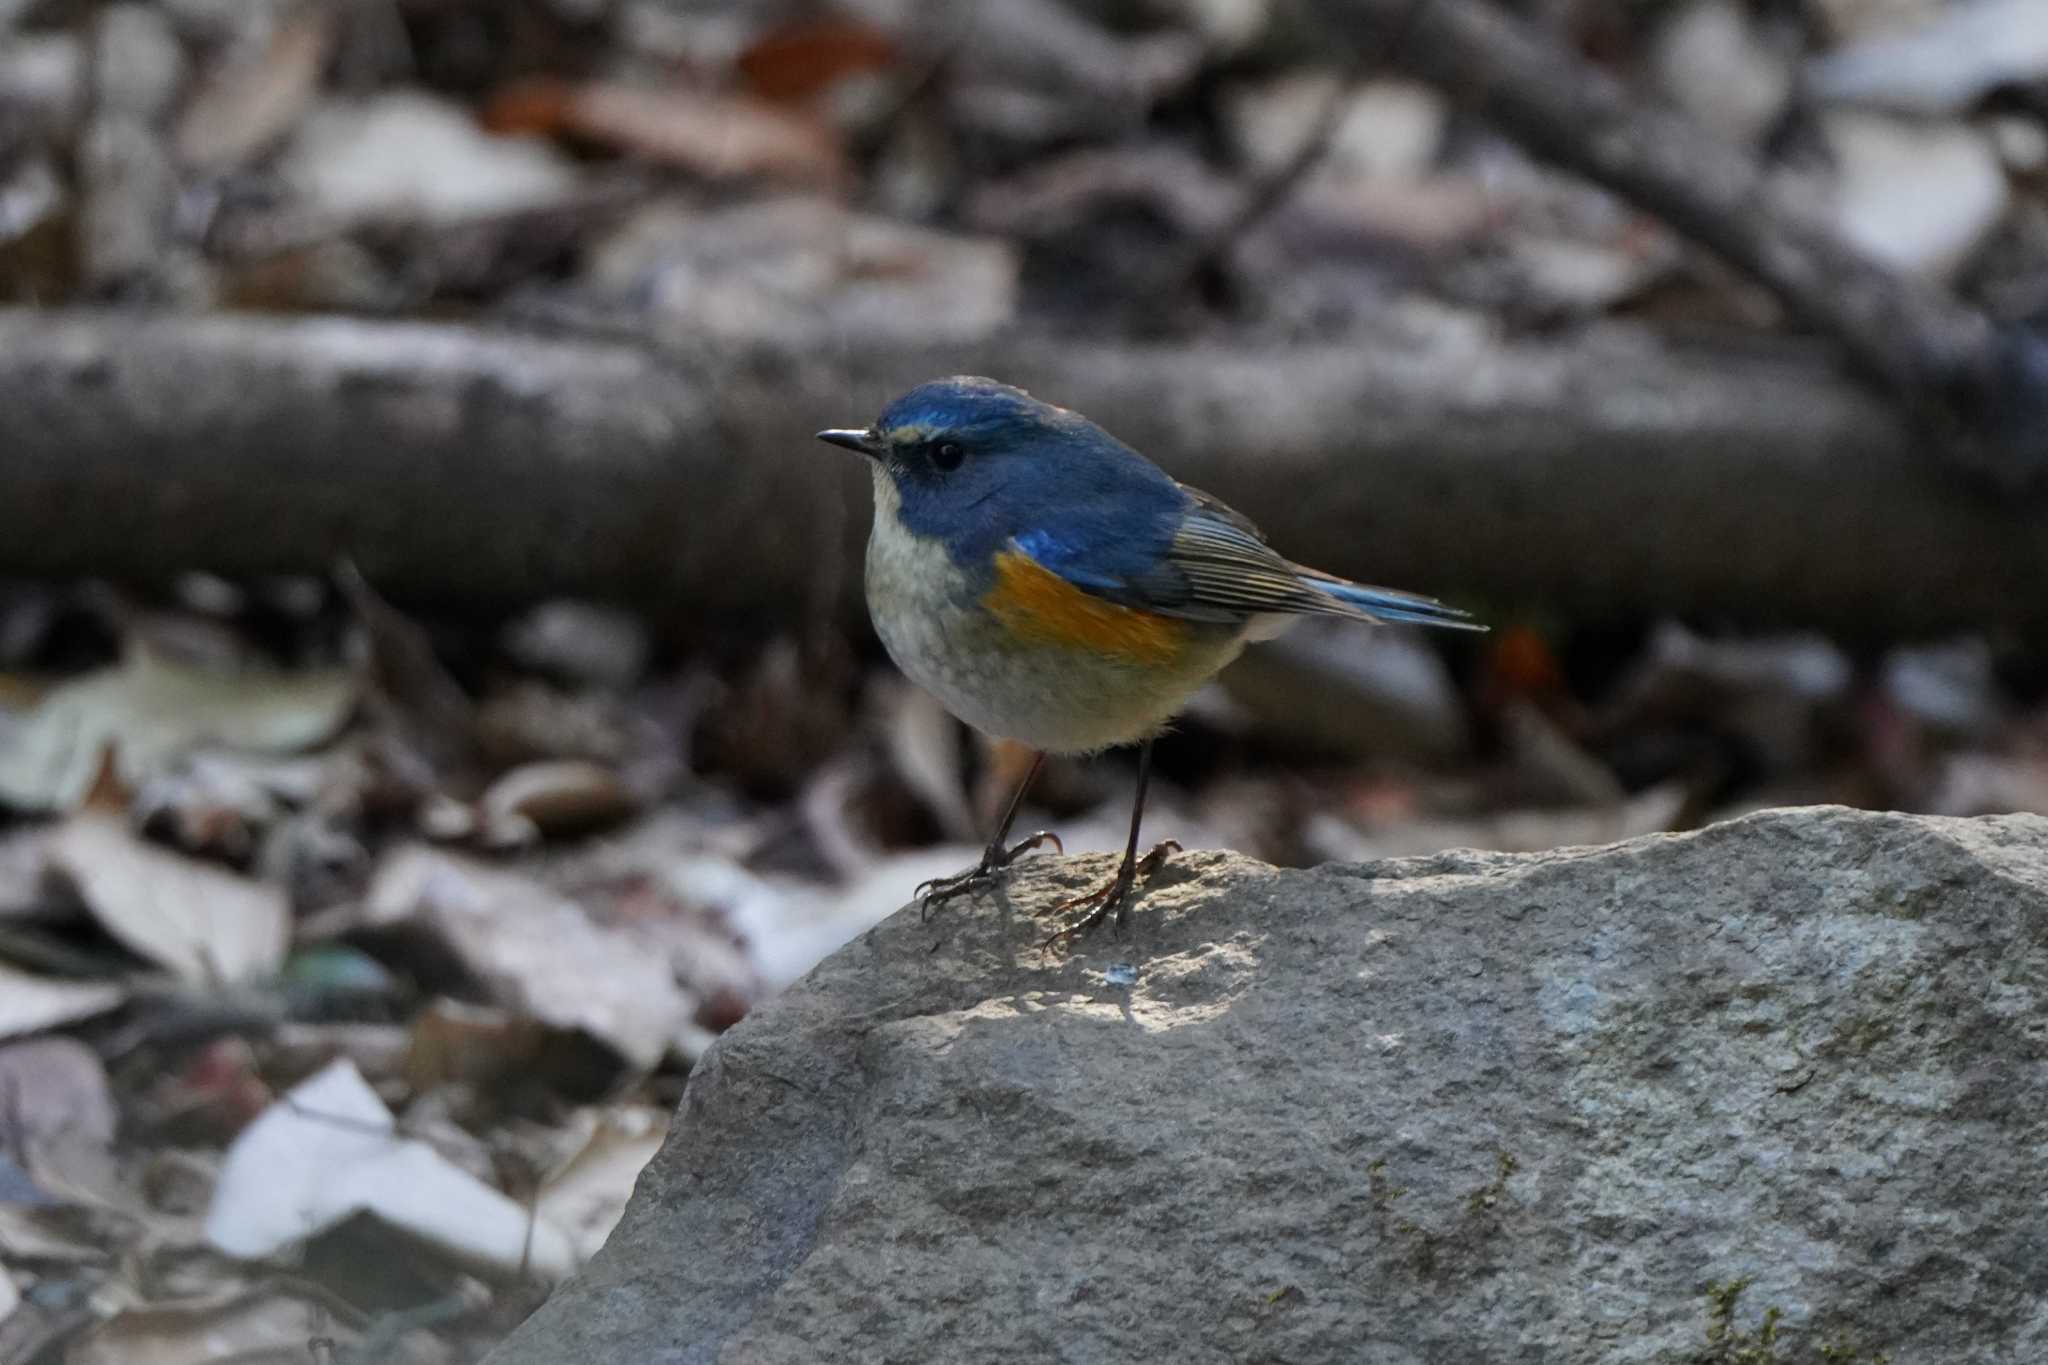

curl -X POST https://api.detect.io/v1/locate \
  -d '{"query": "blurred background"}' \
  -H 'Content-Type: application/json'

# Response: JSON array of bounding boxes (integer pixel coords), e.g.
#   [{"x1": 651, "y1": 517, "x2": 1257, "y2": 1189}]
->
[{"x1": 3, "y1": 0, "x2": 2047, "y2": 1359}]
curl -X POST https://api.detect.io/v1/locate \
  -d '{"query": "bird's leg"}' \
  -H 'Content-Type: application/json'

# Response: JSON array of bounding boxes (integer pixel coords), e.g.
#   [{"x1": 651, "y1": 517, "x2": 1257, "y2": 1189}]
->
[
  {"x1": 917, "y1": 751, "x2": 1061, "y2": 917},
  {"x1": 1040, "y1": 739, "x2": 1179, "y2": 945}
]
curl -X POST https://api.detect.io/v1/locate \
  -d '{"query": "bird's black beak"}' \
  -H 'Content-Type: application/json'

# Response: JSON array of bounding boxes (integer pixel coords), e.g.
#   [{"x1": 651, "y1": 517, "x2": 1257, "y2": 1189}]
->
[{"x1": 816, "y1": 428, "x2": 883, "y2": 460}]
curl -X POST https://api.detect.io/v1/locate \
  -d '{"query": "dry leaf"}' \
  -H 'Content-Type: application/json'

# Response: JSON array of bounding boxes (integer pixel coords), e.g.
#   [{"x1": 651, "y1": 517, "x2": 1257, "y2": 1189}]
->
[
  {"x1": 0, "y1": 1036, "x2": 115, "y2": 1154},
  {"x1": 1651, "y1": 0, "x2": 1792, "y2": 146},
  {"x1": 0, "y1": 1202, "x2": 123, "y2": 1263},
  {"x1": 337, "y1": 561, "x2": 484, "y2": 789},
  {"x1": 1824, "y1": 112, "x2": 2008, "y2": 279},
  {"x1": 1881, "y1": 638, "x2": 2004, "y2": 736},
  {"x1": 1225, "y1": 75, "x2": 1446, "y2": 183},
  {"x1": 1926, "y1": 752, "x2": 2048, "y2": 816},
  {"x1": 881, "y1": 681, "x2": 974, "y2": 843},
  {"x1": 365, "y1": 846, "x2": 689, "y2": 1070},
  {"x1": 285, "y1": 92, "x2": 580, "y2": 226},
  {"x1": 737, "y1": 18, "x2": 898, "y2": 105},
  {"x1": 588, "y1": 196, "x2": 1016, "y2": 345},
  {"x1": 713, "y1": 849, "x2": 968, "y2": 990},
  {"x1": 48, "y1": 812, "x2": 289, "y2": 985},
  {"x1": 402, "y1": 998, "x2": 551, "y2": 1092},
  {"x1": 533, "y1": 1106, "x2": 668, "y2": 1264},
  {"x1": 0, "y1": 963, "x2": 125, "y2": 1039},
  {"x1": 1809, "y1": 0, "x2": 2048, "y2": 113},
  {"x1": 476, "y1": 759, "x2": 636, "y2": 846},
  {"x1": 499, "y1": 600, "x2": 648, "y2": 690},
  {"x1": 205, "y1": 1060, "x2": 576, "y2": 1281},
  {"x1": 266, "y1": 1021, "x2": 411, "y2": 1090},
  {"x1": 0, "y1": 826, "x2": 53, "y2": 919},
  {"x1": 480, "y1": 77, "x2": 577, "y2": 137},
  {"x1": 64, "y1": 1282, "x2": 363, "y2": 1365},
  {"x1": 1500, "y1": 698, "x2": 1626, "y2": 807},
  {"x1": 174, "y1": 9, "x2": 333, "y2": 169},
  {"x1": 145, "y1": 1036, "x2": 274, "y2": 1143},
  {"x1": 0, "y1": 645, "x2": 354, "y2": 813},
  {"x1": 567, "y1": 83, "x2": 848, "y2": 184}
]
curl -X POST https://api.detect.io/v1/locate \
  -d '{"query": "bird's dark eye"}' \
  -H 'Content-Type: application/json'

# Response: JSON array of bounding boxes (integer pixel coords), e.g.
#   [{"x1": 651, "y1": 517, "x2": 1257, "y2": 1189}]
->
[{"x1": 932, "y1": 441, "x2": 965, "y2": 471}]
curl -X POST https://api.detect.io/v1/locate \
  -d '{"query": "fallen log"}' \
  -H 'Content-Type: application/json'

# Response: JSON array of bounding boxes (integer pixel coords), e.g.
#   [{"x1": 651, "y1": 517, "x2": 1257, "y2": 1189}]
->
[{"x1": 0, "y1": 308, "x2": 2041, "y2": 635}]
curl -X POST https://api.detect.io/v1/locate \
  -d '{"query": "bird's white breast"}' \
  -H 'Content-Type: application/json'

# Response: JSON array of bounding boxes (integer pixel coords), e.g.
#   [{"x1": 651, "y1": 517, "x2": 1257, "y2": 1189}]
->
[{"x1": 862, "y1": 467, "x2": 1247, "y2": 754}]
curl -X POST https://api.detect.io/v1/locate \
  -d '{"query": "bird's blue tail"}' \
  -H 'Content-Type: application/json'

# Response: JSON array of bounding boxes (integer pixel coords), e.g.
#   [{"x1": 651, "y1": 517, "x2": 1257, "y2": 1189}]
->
[{"x1": 1301, "y1": 574, "x2": 1487, "y2": 631}]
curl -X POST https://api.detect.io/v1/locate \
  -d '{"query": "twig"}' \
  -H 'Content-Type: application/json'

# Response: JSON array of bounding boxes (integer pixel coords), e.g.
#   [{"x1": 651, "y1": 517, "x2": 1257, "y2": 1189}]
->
[
  {"x1": 1172, "y1": 51, "x2": 1372, "y2": 298},
  {"x1": 1175, "y1": 0, "x2": 1439, "y2": 300},
  {"x1": 332, "y1": 1288, "x2": 477, "y2": 1365}
]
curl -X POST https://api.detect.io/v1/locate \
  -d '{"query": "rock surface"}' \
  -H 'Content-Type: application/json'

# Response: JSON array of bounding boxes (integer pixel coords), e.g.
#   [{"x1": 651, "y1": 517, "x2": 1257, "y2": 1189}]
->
[{"x1": 486, "y1": 807, "x2": 2048, "y2": 1364}]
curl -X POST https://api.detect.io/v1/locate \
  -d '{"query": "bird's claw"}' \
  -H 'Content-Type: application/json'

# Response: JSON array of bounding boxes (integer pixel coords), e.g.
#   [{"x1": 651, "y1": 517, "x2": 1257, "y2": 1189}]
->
[
  {"x1": 1037, "y1": 841, "x2": 1181, "y2": 948},
  {"x1": 916, "y1": 830, "x2": 1063, "y2": 919}
]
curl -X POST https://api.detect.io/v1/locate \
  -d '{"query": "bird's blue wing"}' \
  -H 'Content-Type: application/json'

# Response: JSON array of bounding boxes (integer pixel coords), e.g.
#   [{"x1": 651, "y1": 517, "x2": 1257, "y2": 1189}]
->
[{"x1": 1016, "y1": 484, "x2": 1481, "y2": 631}]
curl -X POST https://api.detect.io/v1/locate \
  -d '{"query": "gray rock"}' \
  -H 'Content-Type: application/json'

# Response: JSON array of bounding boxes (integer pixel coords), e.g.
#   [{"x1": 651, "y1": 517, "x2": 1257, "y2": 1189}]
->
[{"x1": 486, "y1": 806, "x2": 2048, "y2": 1364}]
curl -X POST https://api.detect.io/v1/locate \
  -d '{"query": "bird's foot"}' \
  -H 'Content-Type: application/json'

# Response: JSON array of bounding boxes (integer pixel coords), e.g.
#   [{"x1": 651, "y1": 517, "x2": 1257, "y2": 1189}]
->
[
  {"x1": 1037, "y1": 841, "x2": 1181, "y2": 948},
  {"x1": 916, "y1": 831, "x2": 1063, "y2": 919}
]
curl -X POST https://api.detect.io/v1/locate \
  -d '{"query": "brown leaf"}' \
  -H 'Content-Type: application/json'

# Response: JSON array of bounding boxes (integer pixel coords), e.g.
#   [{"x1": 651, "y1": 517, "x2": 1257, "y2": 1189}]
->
[
  {"x1": 479, "y1": 76, "x2": 578, "y2": 138},
  {"x1": 0, "y1": 1202, "x2": 127, "y2": 1264},
  {"x1": 737, "y1": 18, "x2": 898, "y2": 105},
  {"x1": 403, "y1": 998, "x2": 551, "y2": 1093},
  {"x1": 566, "y1": 82, "x2": 849, "y2": 185},
  {"x1": 1482, "y1": 624, "x2": 1568, "y2": 706}
]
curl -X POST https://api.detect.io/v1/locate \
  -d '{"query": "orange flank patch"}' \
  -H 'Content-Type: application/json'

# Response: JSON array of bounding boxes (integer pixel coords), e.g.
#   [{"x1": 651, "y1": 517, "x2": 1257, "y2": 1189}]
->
[{"x1": 983, "y1": 549, "x2": 1189, "y2": 666}]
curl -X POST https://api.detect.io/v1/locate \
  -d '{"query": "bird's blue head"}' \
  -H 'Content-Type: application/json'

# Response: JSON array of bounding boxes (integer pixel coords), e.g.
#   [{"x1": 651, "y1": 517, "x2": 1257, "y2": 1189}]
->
[{"x1": 816, "y1": 376, "x2": 1181, "y2": 574}]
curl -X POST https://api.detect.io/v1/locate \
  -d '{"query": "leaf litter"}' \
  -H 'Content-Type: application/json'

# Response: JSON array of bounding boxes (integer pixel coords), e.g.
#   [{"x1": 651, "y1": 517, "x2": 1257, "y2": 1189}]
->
[
  {"x1": 0, "y1": 645, "x2": 354, "y2": 814},
  {"x1": 2, "y1": 0, "x2": 2047, "y2": 1356}
]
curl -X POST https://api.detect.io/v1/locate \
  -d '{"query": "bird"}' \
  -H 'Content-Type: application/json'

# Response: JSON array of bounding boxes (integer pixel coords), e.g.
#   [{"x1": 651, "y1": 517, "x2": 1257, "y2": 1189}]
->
[{"x1": 818, "y1": 376, "x2": 1483, "y2": 941}]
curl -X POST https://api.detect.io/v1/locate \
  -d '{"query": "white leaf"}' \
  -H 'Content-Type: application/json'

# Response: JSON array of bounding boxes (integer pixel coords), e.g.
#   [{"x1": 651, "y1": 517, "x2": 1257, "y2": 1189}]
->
[
  {"x1": 205, "y1": 1059, "x2": 575, "y2": 1281},
  {"x1": 285, "y1": 93, "x2": 579, "y2": 226},
  {"x1": 48, "y1": 813, "x2": 288, "y2": 985},
  {"x1": 1810, "y1": 0, "x2": 2048, "y2": 114},
  {"x1": 0, "y1": 963, "x2": 125, "y2": 1039},
  {"x1": 1825, "y1": 112, "x2": 2008, "y2": 279},
  {"x1": 366, "y1": 846, "x2": 689, "y2": 1069}
]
